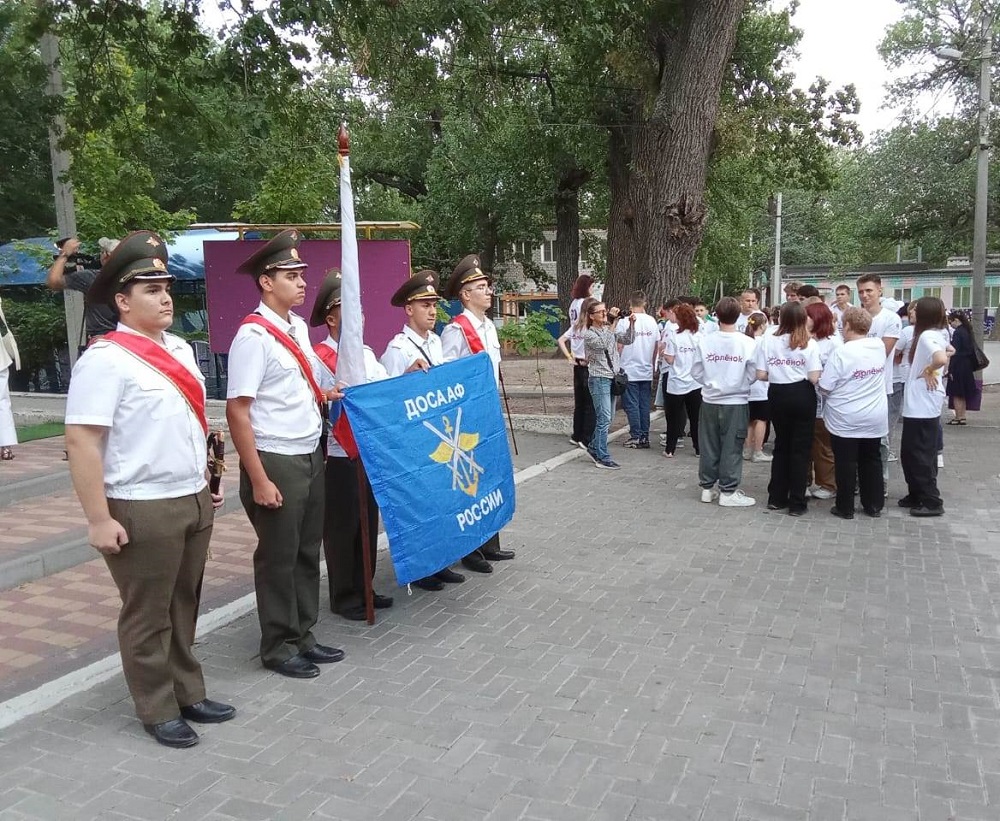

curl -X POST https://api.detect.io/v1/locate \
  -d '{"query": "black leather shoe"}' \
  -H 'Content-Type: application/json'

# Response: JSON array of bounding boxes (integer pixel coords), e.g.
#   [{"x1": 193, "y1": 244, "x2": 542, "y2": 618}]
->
[
  {"x1": 911, "y1": 505, "x2": 944, "y2": 518},
  {"x1": 461, "y1": 551, "x2": 493, "y2": 574},
  {"x1": 481, "y1": 546, "x2": 515, "y2": 561},
  {"x1": 863, "y1": 507, "x2": 882, "y2": 518},
  {"x1": 830, "y1": 506, "x2": 854, "y2": 520},
  {"x1": 180, "y1": 699, "x2": 236, "y2": 724},
  {"x1": 897, "y1": 496, "x2": 919, "y2": 508},
  {"x1": 338, "y1": 605, "x2": 368, "y2": 621},
  {"x1": 303, "y1": 644, "x2": 345, "y2": 664},
  {"x1": 766, "y1": 502, "x2": 787, "y2": 511},
  {"x1": 414, "y1": 576, "x2": 445, "y2": 591},
  {"x1": 373, "y1": 593, "x2": 394, "y2": 609},
  {"x1": 264, "y1": 655, "x2": 321, "y2": 678},
  {"x1": 787, "y1": 507, "x2": 806, "y2": 517},
  {"x1": 144, "y1": 718, "x2": 199, "y2": 748},
  {"x1": 434, "y1": 568, "x2": 466, "y2": 584}
]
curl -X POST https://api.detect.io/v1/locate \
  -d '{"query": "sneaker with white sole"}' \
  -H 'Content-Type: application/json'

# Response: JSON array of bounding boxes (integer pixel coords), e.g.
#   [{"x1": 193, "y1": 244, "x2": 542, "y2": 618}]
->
[
  {"x1": 622, "y1": 438, "x2": 639, "y2": 448},
  {"x1": 937, "y1": 453, "x2": 944, "y2": 468},
  {"x1": 594, "y1": 458, "x2": 621, "y2": 470},
  {"x1": 809, "y1": 486, "x2": 835, "y2": 500},
  {"x1": 742, "y1": 449, "x2": 752, "y2": 461},
  {"x1": 700, "y1": 487, "x2": 720, "y2": 503},
  {"x1": 719, "y1": 489, "x2": 756, "y2": 507},
  {"x1": 886, "y1": 450, "x2": 898, "y2": 462},
  {"x1": 751, "y1": 450, "x2": 772, "y2": 463}
]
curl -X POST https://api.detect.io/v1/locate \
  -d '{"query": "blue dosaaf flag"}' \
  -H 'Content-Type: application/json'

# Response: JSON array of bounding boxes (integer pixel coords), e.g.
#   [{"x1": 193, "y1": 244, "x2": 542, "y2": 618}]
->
[{"x1": 341, "y1": 353, "x2": 516, "y2": 585}]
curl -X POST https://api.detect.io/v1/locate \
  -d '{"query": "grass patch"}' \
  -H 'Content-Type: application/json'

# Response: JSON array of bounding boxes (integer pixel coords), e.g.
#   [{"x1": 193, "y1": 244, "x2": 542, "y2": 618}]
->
[{"x1": 15, "y1": 422, "x2": 65, "y2": 442}]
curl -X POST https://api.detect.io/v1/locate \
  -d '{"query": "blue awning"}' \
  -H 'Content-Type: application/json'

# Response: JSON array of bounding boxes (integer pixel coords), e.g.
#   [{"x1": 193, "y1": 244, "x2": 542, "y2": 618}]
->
[{"x1": 0, "y1": 229, "x2": 241, "y2": 286}]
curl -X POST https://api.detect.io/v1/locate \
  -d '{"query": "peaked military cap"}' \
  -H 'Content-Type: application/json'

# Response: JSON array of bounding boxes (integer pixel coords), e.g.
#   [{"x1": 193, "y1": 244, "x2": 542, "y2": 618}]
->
[
  {"x1": 443, "y1": 253, "x2": 490, "y2": 300},
  {"x1": 391, "y1": 270, "x2": 441, "y2": 307},
  {"x1": 236, "y1": 228, "x2": 307, "y2": 280},
  {"x1": 87, "y1": 230, "x2": 172, "y2": 306},
  {"x1": 309, "y1": 269, "x2": 343, "y2": 327}
]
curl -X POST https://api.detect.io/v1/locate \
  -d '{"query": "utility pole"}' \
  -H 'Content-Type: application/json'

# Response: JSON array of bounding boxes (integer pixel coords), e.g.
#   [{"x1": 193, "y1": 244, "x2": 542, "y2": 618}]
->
[
  {"x1": 747, "y1": 233, "x2": 754, "y2": 290},
  {"x1": 770, "y1": 193, "x2": 783, "y2": 307},
  {"x1": 39, "y1": 11, "x2": 84, "y2": 367},
  {"x1": 971, "y1": 1, "x2": 992, "y2": 352}
]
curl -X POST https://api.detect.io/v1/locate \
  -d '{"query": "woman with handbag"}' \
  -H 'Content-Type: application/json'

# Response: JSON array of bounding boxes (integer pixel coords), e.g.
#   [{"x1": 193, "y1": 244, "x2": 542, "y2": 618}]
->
[
  {"x1": 0, "y1": 293, "x2": 21, "y2": 461},
  {"x1": 945, "y1": 311, "x2": 980, "y2": 425},
  {"x1": 582, "y1": 297, "x2": 635, "y2": 470}
]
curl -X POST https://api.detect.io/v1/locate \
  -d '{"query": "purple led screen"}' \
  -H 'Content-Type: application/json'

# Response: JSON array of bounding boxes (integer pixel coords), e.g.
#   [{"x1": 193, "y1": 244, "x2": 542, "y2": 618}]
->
[{"x1": 203, "y1": 239, "x2": 412, "y2": 354}]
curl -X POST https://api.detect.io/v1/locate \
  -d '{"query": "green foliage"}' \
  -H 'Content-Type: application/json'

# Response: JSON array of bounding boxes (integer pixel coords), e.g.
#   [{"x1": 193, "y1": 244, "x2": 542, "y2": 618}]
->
[
  {"x1": 0, "y1": 288, "x2": 66, "y2": 370},
  {"x1": 498, "y1": 305, "x2": 564, "y2": 356}
]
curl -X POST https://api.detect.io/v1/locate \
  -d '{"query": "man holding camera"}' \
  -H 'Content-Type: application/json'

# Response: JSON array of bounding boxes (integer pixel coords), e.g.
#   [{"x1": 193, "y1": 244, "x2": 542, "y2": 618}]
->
[{"x1": 47, "y1": 236, "x2": 120, "y2": 341}]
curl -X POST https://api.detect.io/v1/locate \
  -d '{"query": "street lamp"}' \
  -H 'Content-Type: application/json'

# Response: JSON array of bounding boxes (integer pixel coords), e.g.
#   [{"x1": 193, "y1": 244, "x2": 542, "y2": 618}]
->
[{"x1": 938, "y1": 6, "x2": 992, "y2": 350}]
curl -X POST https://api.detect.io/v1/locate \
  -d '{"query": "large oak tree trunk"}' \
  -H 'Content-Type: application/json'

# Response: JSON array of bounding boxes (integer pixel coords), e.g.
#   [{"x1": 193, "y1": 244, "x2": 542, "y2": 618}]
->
[
  {"x1": 635, "y1": 0, "x2": 746, "y2": 308},
  {"x1": 604, "y1": 107, "x2": 641, "y2": 312},
  {"x1": 554, "y1": 165, "x2": 591, "y2": 327}
]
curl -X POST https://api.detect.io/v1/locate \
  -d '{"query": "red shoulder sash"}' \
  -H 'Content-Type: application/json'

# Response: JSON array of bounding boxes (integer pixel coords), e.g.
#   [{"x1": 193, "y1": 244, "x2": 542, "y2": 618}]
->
[
  {"x1": 452, "y1": 314, "x2": 485, "y2": 354},
  {"x1": 241, "y1": 315, "x2": 325, "y2": 406},
  {"x1": 313, "y1": 340, "x2": 359, "y2": 460},
  {"x1": 102, "y1": 332, "x2": 208, "y2": 435}
]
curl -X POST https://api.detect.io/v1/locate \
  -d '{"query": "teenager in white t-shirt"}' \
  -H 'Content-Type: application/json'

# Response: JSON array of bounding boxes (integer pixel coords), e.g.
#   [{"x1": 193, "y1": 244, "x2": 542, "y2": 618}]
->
[
  {"x1": 558, "y1": 275, "x2": 596, "y2": 448},
  {"x1": 662, "y1": 304, "x2": 702, "y2": 456},
  {"x1": 654, "y1": 298, "x2": 682, "y2": 436},
  {"x1": 744, "y1": 312, "x2": 771, "y2": 462},
  {"x1": 754, "y1": 302, "x2": 822, "y2": 516},
  {"x1": 830, "y1": 284, "x2": 852, "y2": 336},
  {"x1": 818, "y1": 307, "x2": 888, "y2": 519},
  {"x1": 694, "y1": 299, "x2": 718, "y2": 334},
  {"x1": 615, "y1": 291, "x2": 659, "y2": 447},
  {"x1": 805, "y1": 302, "x2": 842, "y2": 501},
  {"x1": 691, "y1": 297, "x2": 758, "y2": 507},
  {"x1": 899, "y1": 297, "x2": 950, "y2": 517}
]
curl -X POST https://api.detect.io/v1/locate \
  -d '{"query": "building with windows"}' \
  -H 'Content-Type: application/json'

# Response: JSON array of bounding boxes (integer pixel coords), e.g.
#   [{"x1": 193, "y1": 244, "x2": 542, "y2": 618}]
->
[{"x1": 503, "y1": 228, "x2": 606, "y2": 292}]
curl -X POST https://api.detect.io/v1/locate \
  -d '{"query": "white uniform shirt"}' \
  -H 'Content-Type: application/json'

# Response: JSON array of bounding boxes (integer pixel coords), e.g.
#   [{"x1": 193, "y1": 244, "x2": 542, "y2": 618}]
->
[
  {"x1": 748, "y1": 335, "x2": 769, "y2": 402},
  {"x1": 735, "y1": 313, "x2": 751, "y2": 333},
  {"x1": 563, "y1": 298, "x2": 587, "y2": 360},
  {"x1": 692, "y1": 330, "x2": 757, "y2": 405},
  {"x1": 316, "y1": 336, "x2": 389, "y2": 457},
  {"x1": 658, "y1": 321, "x2": 678, "y2": 373},
  {"x1": 226, "y1": 302, "x2": 323, "y2": 456},
  {"x1": 664, "y1": 330, "x2": 701, "y2": 394},
  {"x1": 902, "y1": 331, "x2": 947, "y2": 419},
  {"x1": 755, "y1": 334, "x2": 821, "y2": 384},
  {"x1": 440, "y1": 308, "x2": 501, "y2": 386},
  {"x1": 615, "y1": 312, "x2": 658, "y2": 381},
  {"x1": 66, "y1": 325, "x2": 207, "y2": 500},
  {"x1": 381, "y1": 325, "x2": 444, "y2": 377},
  {"x1": 813, "y1": 335, "x2": 843, "y2": 417},
  {"x1": 818, "y1": 337, "x2": 889, "y2": 439},
  {"x1": 867, "y1": 307, "x2": 902, "y2": 395}
]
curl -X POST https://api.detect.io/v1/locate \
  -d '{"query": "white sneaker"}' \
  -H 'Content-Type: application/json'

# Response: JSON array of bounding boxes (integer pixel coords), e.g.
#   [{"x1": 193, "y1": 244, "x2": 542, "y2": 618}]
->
[
  {"x1": 886, "y1": 450, "x2": 898, "y2": 463},
  {"x1": 700, "y1": 487, "x2": 719, "y2": 503},
  {"x1": 719, "y1": 489, "x2": 756, "y2": 507},
  {"x1": 751, "y1": 450, "x2": 772, "y2": 463},
  {"x1": 937, "y1": 454, "x2": 944, "y2": 468},
  {"x1": 742, "y1": 449, "x2": 752, "y2": 461},
  {"x1": 809, "y1": 486, "x2": 835, "y2": 500}
]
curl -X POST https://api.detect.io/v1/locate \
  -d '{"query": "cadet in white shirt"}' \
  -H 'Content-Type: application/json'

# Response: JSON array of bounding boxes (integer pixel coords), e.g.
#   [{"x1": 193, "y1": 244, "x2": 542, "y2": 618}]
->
[
  {"x1": 227, "y1": 229, "x2": 344, "y2": 680},
  {"x1": 754, "y1": 301, "x2": 822, "y2": 516},
  {"x1": 818, "y1": 307, "x2": 888, "y2": 520},
  {"x1": 615, "y1": 291, "x2": 659, "y2": 448},
  {"x1": 899, "y1": 297, "x2": 951, "y2": 517},
  {"x1": 691, "y1": 297, "x2": 758, "y2": 507},
  {"x1": 381, "y1": 270, "x2": 467, "y2": 592},
  {"x1": 440, "y1": 254, "x2": 515, "y2": 573},
  {"x1": 66, "y1": 231, "x2": 233, "y2": 749}
]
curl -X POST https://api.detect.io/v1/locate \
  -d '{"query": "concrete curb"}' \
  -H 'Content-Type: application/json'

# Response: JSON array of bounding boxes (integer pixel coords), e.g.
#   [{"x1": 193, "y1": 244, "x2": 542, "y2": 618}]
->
[
  {"x1": 0, "y1": 422, "x2": 661, "y2": 731},
  {"x1": 0, "y1": 535, "x2": 92, "y2": 591},
  {"x1": 0, "y1": 470, "x2": 74, "y2": 509}
]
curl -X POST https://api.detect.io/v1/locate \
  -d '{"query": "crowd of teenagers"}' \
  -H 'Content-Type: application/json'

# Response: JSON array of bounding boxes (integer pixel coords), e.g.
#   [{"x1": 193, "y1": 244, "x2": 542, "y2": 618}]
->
[{"x1": 558, "y1": 274, "x2": 976, "y2": 519}]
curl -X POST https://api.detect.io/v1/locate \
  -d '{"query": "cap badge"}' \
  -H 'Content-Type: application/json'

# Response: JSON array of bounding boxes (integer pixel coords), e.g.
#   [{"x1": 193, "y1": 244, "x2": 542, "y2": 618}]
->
[
  {"x1": 152, "y1": 258, "x2": 167, "y2": 270},
  {"x1": 290, "y1": 248, "x2": 300, "y2": 260},
  {"x1": 146, "y1": 236, "x2": 161, "y2": 247},
  {"x1": 290, "y1": 231, "x2": 298, "y2": 241}
]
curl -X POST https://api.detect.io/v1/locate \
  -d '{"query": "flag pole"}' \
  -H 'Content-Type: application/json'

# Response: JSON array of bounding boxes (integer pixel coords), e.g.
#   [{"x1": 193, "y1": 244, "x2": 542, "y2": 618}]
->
[
  {"x1": 338, "y1": 123, "x2": 376, "y2": 625},
  {"x1": 498, "y1": 366, "x2": 518, "y2": 456}
]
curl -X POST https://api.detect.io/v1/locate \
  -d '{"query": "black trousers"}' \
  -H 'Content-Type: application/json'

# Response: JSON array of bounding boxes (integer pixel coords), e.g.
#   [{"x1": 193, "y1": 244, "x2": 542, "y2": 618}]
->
[
  {"x1": 901, "y1": 417, "x2": 943, "y2": 510},
  {"x1": 767, "y1": 381, "x2": 816, "y2": 512},
  {"x1": 829, "y1": 434, "x2": 884, "y2": 514},
  {"x1": 323, "y1": 456, "x2": 379, "y2": 613},
  {"x1": 572, "y1": 363, "x2": 596, "y2": 444},
  {"x1": 664, "y1": 389, "x2": 701, "y2": 454}
]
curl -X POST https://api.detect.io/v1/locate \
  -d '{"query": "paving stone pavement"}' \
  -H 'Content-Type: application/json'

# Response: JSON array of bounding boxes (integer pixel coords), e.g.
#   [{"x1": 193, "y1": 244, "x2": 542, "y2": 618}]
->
[{"x1": 0, "y1": 415, "x2": 999, "y2": 820}]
